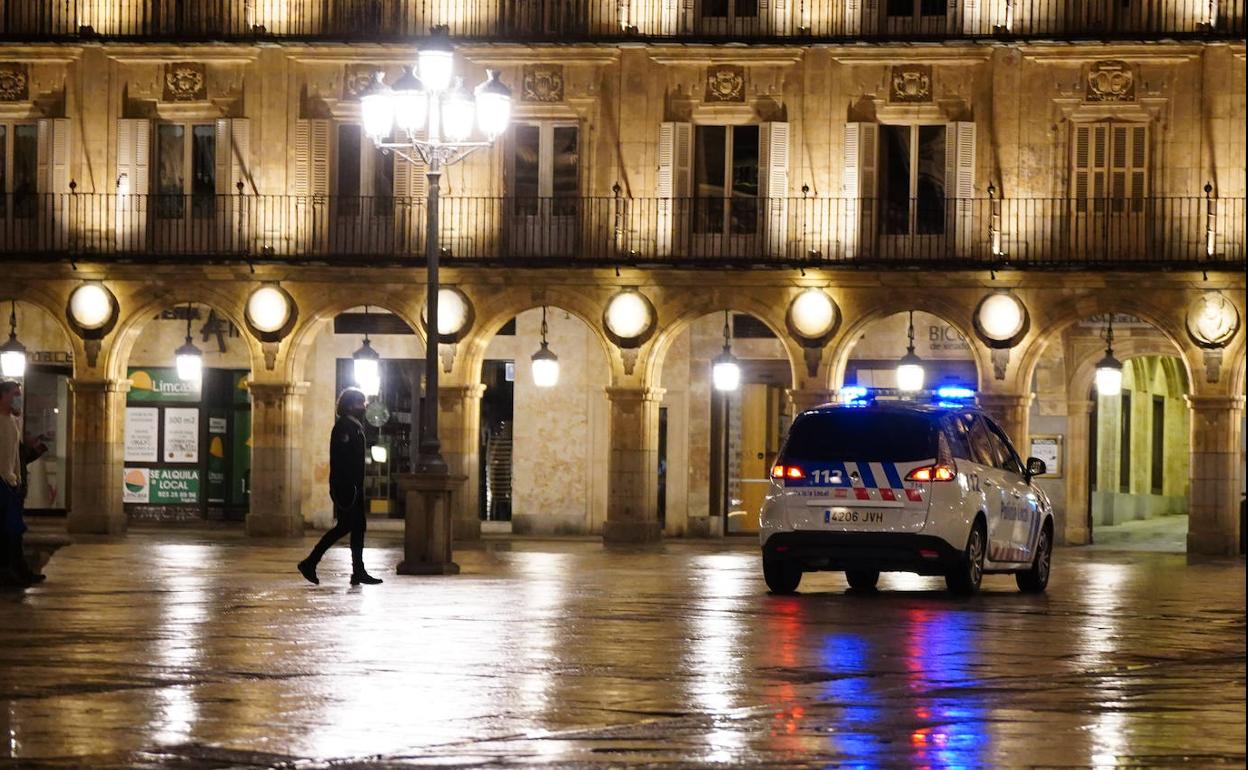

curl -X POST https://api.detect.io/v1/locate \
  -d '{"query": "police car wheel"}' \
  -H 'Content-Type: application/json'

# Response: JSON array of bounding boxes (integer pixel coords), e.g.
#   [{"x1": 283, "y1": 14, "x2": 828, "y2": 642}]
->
[
  {"x1": 1016, "y1": 525, "x2": 1052, "y2": 593},
  {"x1": 763, "y1": 560, "x2": 802, "y2": 594},
  {"x1": 946, "y1": 522, "x2": 986, "y2": 596},
  {"x1": 845, "y1": 569, "x2": 880, "y2": 591}
]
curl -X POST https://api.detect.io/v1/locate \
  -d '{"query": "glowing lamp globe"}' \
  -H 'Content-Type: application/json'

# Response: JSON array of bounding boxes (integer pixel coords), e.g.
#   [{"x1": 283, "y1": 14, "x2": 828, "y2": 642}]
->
[
  {"x1": 977, "y1": 293, "x2": 1027, "y2": 342},
  {"x1": 1095, "y1": 353, "x2": 1123, "y2": 396},
  {"x1": 418, "y1": 36, "x2": 455, "y2": 93},
  {"x1": 604, "y1": 290, "x2": 653, "y2": 341},
  {"x1": 789, "y1": 288, "x2": 837, "y2": 339},
  {"x1": 360, "y1": 73, "x2": 394, "y2": 142},
  {"x1": 0, "y1": 337, "x2": 26, "y2": 378},
  {"x1": 391, "y1": 67, "x2": 427, "y2": 135},
  {"x1": 475, "y1": 70, "x2": 512, "y2": 140},
  {"x1": 246, "y1": 286, "x2": 291, "y2": 334},
  {"x1": 531, "y1": 343, "x2": 560, "y2": 388},
  {"x1": 895, "y1": 351, "x2": 925, "y2": 393},
  {"x1": 712, "y1": 350, "x2": 741, "y2": 392},
  {"x1": 175, "y1": 341, "x2": 203, "y2": 383},
  {"x1": 353, "y1": 339, "x2": 381, "y2": 397},
  {"x1": 437, "y1": 288, "x2": 470, "y2": 337},
  {"x1": 68, "y1": 283, "x2": 114, "y2": 330},
  {"x1": 442, "y1": 81, "x2": 475, "y2": 143}
]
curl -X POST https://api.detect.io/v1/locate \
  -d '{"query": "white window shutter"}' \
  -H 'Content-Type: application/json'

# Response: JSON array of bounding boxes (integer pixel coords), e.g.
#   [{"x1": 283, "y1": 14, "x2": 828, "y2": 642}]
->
[
  {"x1": 36, "y1": 119, "x2": 70, "y2": 194},
  {"x1": 294, "y1": 118, "x2": 331, "y2": 253},
  {"x1": 845, "y1": 0, "x2": 879, "y2": 35},
  {"x1": 760, "y1": 122, "x2": 790, "y2": 257},
  {"x1": 116, "y1": 118, "x2": 150, "y2": 251},
  {"x1": 1071, "y1": 122, "x2": 1110, "y2": 214},
  {"x1": 946, "y1": 121, "x2": 976, "y2": 251},
  {"x1": 394, "y1": 154, "x2": 427, "y2": 201},
  {"x1": 842, "y1": 122, "x2": 877, "y2": 257},
  {"x1": 216, "y1": 118, "x2": 234, "y2": 195},
  {"x1": 656, "y1": 121, "x2": 692, "y2": 257},
  {"x1": 1110, "y1": 123, "x2": 1148, "y2": 213}
]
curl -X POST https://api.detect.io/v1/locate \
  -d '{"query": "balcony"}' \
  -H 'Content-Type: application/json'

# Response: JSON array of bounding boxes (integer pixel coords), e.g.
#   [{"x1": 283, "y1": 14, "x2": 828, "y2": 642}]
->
[
  {"x1": 0, "y1": 0, "x2": 1241, "y2": 42},
  {"x1": 1, "y1": 193, "x2": 1242, "y2": 270}
]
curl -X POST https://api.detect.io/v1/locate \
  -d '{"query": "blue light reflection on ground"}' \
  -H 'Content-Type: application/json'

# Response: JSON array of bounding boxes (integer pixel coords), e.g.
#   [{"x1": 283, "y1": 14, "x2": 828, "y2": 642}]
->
[
  {"x1": 819, "y1": 634, "x2": 886, "y2": 768},
  {"x1": 904, "y1": 608, "x2": 989, "y2": 769}
]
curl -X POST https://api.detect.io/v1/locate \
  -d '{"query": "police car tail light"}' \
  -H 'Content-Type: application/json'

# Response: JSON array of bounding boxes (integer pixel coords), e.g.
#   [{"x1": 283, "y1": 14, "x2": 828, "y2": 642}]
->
[
  {"x1": 771, "y1": 464, "x2": 805, "y2": 481},
  {"x1": 906, "y1": 464, "x2": 956, "y2": 483}
]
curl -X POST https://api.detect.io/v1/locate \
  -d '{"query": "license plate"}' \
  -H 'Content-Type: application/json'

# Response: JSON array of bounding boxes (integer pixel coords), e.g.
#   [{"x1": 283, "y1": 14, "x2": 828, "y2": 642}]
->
[{"x1": 825, "y1": 507, "x2": 886, "y2": 524}]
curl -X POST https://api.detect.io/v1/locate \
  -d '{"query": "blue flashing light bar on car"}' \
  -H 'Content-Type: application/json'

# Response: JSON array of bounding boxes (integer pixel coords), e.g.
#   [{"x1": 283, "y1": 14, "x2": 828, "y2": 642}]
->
[
  {"x1": 934, "y1": 386, "x2": 976, "y2": 401},
  {"x1": 839, "y1": 386, "x2": 871, "y2": 405}
]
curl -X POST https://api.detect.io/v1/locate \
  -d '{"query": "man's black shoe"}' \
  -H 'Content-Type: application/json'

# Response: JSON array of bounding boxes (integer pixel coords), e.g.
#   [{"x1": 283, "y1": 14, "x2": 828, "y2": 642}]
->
[
  {"x1": 350, "y1": 571, "x2": 383, "y2": 585},
  {"x1": 297, "y1": 559, "x2": 319, "y2": 585}
]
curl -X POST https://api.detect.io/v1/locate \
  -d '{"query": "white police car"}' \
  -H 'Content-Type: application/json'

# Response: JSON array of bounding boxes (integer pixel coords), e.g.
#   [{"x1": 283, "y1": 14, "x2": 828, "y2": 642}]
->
[{"x1": 760, "y1": 389, "x2": 1054, "y2": 595}]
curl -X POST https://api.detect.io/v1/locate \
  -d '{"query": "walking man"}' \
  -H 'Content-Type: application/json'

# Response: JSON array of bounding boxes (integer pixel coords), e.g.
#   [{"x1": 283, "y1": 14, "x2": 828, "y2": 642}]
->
[
  {"x1": 298, "y1": 387, "x2": 382, "y2": 586},
  {"x1": 0, "y1": 380, "x2": 43, "y2": 587}
]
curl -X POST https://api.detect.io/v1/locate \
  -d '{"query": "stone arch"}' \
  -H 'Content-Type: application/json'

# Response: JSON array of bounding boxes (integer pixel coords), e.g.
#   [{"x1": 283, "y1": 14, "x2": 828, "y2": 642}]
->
[
  {"x1": 1066, "y1": 335, "x2": 1191, "y2": 403},
  {"x1": 1017, "y1": 293, "x2": 1196, "y2": 403},
  {"x1": 826, "y1": 292, "x2": 988, "y2": 392},
  {"x1": 642, "y1": 288, "x2": 803, "y2": 392},
  {"x1": 0, "y1": 283, "x2": 82, "y2": 378},
  {"x1": 283, "y1": 287, "x2": 425, "y2": 386},
  {"x1": 104, "y1": 284, "x2": 260, "y2": 382},
  {"x1": 458, "y1": 284, "x2": 615, "y2": 389}
]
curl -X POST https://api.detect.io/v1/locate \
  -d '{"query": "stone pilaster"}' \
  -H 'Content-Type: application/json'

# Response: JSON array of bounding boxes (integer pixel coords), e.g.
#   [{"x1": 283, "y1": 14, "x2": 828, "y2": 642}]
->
[
  {"x1": 440, "y1": 383, "x2": 485, "y2": 541},
  {"x1": 245, "y1": 382, "x2": 307, "y2": 538},
  {"x1": 1185, "y1": 395, "x2": 1245, "y2": 556},
  {"x1": 603, "y1": 386, "x2": 664, "y2": 544},
  {"x1": 1062, "y1": 399, "x2": 1094, "y2": 546},
  {"x1": 67, "y1": 378, "x2": 128, "y2": 535},
  {"x1": 977, "y1": 392, "x2": 1034, "y2": 452}
]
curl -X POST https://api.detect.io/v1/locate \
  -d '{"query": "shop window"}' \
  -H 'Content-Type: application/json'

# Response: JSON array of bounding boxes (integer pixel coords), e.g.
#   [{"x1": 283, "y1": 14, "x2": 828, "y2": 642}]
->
[{"x1": 0, "y1": 123, "x2": 39, "y2": 219}]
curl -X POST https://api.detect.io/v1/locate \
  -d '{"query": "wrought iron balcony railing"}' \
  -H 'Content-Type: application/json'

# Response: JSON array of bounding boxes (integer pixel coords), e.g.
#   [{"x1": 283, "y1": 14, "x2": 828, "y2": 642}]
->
[
  {"x1": 0, "y1": 193, "x2": 1242, "y2": 269},
  {"x1": 0, "y1": 0, "x2": 1241, "y2": 41}
]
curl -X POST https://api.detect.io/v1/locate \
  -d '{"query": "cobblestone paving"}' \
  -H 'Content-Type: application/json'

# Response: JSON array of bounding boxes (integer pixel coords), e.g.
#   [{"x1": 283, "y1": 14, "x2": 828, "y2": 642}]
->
[{"x1": 0, "y1": 529, "x2": 1243, "y2": 768}]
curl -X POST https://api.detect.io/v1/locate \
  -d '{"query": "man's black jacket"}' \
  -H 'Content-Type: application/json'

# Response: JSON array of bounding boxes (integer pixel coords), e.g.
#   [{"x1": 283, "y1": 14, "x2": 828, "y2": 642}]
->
[{"x1": 329, "y1": 415, "x2": 366, "y2": 511}]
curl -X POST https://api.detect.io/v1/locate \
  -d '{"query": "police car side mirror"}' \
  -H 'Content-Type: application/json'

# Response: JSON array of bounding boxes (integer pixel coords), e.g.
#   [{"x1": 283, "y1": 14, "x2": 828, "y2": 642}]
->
[{"x1": 1025, "y1": 457, "x2": 1047, "y2": 482}]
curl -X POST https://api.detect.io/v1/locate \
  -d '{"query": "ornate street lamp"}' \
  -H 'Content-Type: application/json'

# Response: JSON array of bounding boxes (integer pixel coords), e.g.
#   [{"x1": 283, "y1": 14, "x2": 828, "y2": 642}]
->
[
  {"x1": 174, "y1": 303, "x2": 203, "y2": 383},
  {"x1": 353, "y1": 306, "x2": 381, "y2": 398},
  {"x1": 359, "y1": 28, "x2": 512, "y2": 474},
  {"x1": 712, "y1": 310, "x2": 741, "y2": 393},
  {"x1": 0, "y1": 300, "x2": 27, "y2": 378},
  {"x1": 895, "y1": 310, "x2": 925, "y2": 393},
  {"x1": 1095, "y1": 317, "x2": 1124, "y2": 396},
  {"x1": 531, "y1": 306, "x2": 560, "y2": 389}
]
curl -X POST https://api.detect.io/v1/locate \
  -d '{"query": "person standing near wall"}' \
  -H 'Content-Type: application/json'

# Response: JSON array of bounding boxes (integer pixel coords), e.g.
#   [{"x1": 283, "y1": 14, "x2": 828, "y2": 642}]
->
[
  {"x1": 297, "y1": 387, "x2": 383, "y2": 586},
  {"x1": 0, "y1": 380, "x2": 43, "y2": 588}
]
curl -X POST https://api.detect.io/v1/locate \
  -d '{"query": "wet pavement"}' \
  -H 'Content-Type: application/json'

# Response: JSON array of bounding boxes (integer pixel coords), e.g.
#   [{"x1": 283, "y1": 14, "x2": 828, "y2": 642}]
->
[{"x1": 0, "y1": 527, "x2": 1244, "y2": 769}]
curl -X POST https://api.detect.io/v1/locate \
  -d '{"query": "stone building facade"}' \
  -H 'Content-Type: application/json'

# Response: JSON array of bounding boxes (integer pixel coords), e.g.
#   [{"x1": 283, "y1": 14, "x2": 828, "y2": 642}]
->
[{"x1": 0, "y1": 1, "x2": 1244, "y2": 554}]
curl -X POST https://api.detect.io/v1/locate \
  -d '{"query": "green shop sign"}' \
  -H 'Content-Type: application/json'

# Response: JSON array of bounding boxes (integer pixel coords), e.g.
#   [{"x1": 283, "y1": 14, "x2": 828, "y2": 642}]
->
[
  {"x1": 123, "y1": 468, "x2": 201, "y2": 505},
  {"x1": 127, "y1": 367, "x2": 201, "y2": 403}
]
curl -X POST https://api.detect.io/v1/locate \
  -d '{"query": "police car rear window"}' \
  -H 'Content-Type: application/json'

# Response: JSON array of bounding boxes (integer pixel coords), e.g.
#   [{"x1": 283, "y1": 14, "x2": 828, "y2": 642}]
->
[{"x1": 779, "y1": 411, "x2": 938, "y2": 463}]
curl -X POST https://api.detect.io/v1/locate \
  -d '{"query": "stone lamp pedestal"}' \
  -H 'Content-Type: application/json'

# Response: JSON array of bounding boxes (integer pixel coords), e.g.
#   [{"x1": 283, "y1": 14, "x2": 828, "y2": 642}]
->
[{"x1": 396, "y1": 472, "x2": 465, "y2": 575}]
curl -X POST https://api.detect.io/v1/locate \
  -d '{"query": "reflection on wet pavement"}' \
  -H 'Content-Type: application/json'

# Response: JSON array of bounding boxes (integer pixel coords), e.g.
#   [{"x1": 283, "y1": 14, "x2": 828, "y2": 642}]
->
[{"x1": 0, "y1": 530, "x2": 1243, "y2": 768}]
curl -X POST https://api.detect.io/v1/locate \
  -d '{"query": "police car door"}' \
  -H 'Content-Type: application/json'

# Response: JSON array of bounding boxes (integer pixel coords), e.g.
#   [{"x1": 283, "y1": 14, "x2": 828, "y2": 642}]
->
[
  {"x1": 965, "y1": 415, "x2": 1012, "y2": 562},
  {"x1": 983, "y1": 418, "x2": 1040, "y2": 564}
]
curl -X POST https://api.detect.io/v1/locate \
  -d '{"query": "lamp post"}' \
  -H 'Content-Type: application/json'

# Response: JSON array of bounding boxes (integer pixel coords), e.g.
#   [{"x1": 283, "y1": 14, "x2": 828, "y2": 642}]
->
[{"x1": 359, "y1": 28, "x2": 512, "y2": 475}]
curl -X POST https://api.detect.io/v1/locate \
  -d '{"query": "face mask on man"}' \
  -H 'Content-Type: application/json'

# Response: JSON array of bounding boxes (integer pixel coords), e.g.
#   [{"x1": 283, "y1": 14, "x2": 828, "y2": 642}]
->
[{"x1": 6, "y1": 396, "x2": 20, "y2": 414}]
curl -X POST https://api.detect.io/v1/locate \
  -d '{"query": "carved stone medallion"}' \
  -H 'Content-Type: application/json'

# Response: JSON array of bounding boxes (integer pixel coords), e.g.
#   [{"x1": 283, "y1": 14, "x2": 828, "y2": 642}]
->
[
  {"x1": 1086, "y1": 61, "x2": 1135, "y2": 103},
  {"x1": 890, "y1": 65, "x2": 933, "y2": 103},
  {"x1": 705, "y1": 65, "x2": 745, "y2": 103},
  {"x1": 343, "y1": 64, "x2": 379, "y2": 101},
  {"x1": 0, "y1": 63, "x2": 29, "y2": 102},
  {"x1": 163, "y1": 62, "x2": 207, "y2": 102},
  {"x1": 522, "y1": 65, "x2": 565, "y2": 103}
]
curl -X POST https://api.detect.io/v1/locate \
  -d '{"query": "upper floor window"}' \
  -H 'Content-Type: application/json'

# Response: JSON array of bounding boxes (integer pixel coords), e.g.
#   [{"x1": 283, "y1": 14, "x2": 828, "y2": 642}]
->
[
  {"x1": 694, "y1": 124, "x2": 760, "y2": 236},
  {"x1": 335, "y1": 123, "x2": 394, "y2": 218},
  {"x1": 879, "y1": 124, "x2": 947, "y2": 236},
  {"x1": 155, "y1": 122, "x2": 217, "y2": 220},
  {"x1": 1071, "y1": 122, "x2": 1148, "y2": 214},
  {"x1": 701, "y1": 0, "x2": 759, "y2": 21},
  {"x1": 0, "y1": 123, "x2": 38, "y2": 220},
  {"x1": 509, "y1": 122, "x2": 579, "y2": 217}
]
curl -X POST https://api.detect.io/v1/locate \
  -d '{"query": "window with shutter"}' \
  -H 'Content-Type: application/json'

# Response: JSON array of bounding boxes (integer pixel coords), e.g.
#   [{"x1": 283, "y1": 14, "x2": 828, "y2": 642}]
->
[
  {"x1": 760, "y1": 121, "x2": 789, "y2": 256},
  {"x1": 656, "y1": 122, "x2": 692, "y2": 256},
  {"x1": 1070, "y1": 121, "x2": 1148, "y2": 213},
  {"x1": 842, "y1": 122, "x2": 878, "y2": 256},
  {"x1": 115, "y1": 118, "x2": 151, "y2": 251}
]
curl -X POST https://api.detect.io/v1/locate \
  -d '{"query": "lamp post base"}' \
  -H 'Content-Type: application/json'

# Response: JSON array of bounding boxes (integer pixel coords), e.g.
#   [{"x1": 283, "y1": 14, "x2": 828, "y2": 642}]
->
[{"x1": 395, "y1": 471, "x2": 465, "y2": 576}]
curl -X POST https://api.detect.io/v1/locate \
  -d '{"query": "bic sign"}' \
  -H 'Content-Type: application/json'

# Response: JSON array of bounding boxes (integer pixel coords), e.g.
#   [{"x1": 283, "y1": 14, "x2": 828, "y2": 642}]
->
[{"x1": 929, "y1": 325, "x2": 970, "y2": 352}]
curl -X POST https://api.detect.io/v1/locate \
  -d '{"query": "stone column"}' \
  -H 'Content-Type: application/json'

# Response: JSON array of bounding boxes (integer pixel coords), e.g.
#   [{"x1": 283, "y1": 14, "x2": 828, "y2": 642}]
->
[
  {"x1": 1062, "y1": 399, "x2": 1093, "y2": 546},
  {"x1": 788, "y1": 388, "x2": 835, "y2": 414},
  {"x1": 1186, "y1": 395, "x2": 1245, "y2": 556},
  {"x1": 440, "y1": 383, "x2": 484, "y2": 541},
  {"x1": 977, "y1": 392, "x2": 1034, "y2": 452},
  {"x1": 245, "y1": 382, "x2": 307, "y2": 538},
  {"x1": 603, "y1": 386, "x2": 664, "y2": 544},
  {"x1": 67, "y1": 378, "x2": 128, "y2": 535}
]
